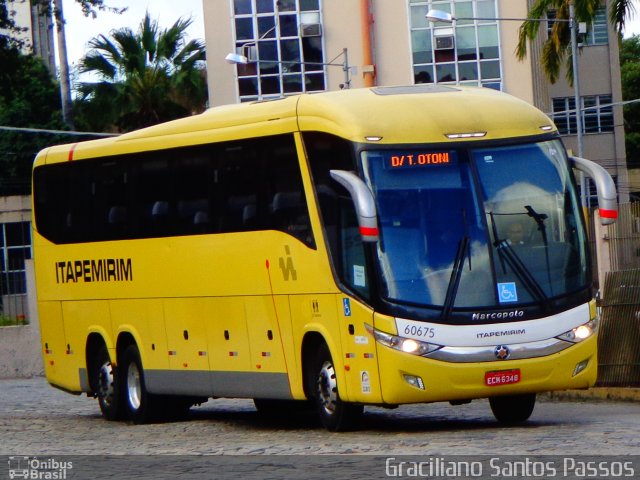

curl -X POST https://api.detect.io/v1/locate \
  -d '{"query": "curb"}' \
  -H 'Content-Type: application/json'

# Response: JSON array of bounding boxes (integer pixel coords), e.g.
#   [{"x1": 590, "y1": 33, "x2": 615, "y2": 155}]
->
[{"x1": 543, "y1": 387, "x2": 640, "y2": 402}]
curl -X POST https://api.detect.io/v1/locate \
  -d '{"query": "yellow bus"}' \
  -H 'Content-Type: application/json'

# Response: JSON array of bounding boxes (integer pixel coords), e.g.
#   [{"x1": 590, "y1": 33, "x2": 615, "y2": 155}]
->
[{"x1": 32, "y1": 85, "x2": 617, "y2": 431}]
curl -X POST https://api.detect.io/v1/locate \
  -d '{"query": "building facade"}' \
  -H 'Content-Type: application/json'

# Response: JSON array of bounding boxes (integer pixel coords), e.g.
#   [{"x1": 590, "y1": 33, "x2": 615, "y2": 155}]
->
[
  {"x1": 0, "y1": 2, "x2": 52, "y2": 320},
  {"x1": 3, "y1": 0, "x2": 56, "y2": 72},
  {"x1": 204, "y1": 0, "x2": 629, "y2": 201}
]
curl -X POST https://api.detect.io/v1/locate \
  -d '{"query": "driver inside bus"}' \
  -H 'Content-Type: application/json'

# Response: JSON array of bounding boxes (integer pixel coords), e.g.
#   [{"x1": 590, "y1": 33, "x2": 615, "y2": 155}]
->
[{"x1": 506, "y1": 221, "x2": 526, "y2": 245}]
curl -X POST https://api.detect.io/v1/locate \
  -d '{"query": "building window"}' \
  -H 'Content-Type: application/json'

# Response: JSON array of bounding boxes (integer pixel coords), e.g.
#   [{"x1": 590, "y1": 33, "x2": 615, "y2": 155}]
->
[
  {"x1": 232, "y1": 0, "x2": 325, "y2": 102},
  {"x1": 410, "y1": 0, "x2": 502, "y2": 90},
  {"x1": 583, "y1": 8, "x2": 608, "y2": 46},
  {"x1": 0, "y1": 221, "x2": 31, "y2": 296},
  {"x1": 552, "y1": 95, "x2": 613, "y2": 135},
  {"x1": 547, "y1": 8, "x2": 608, "y2": 46}
]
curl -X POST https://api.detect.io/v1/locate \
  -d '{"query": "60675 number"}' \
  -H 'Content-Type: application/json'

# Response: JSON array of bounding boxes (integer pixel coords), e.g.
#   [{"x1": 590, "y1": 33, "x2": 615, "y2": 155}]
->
[{"x1": 403, "y1": 325, "x2": 435, "y2": 339}]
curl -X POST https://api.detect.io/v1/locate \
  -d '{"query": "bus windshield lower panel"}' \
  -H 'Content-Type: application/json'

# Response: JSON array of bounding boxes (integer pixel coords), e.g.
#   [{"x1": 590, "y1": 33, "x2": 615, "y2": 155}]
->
[{"x1": 361, "y1": 139, "x2": 589, "y2": 313}]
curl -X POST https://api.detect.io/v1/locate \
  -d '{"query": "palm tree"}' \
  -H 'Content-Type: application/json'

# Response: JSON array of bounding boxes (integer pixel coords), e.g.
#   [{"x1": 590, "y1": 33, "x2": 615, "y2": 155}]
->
[
  {"x1": 76, "y1": 12, "x2": 207, "y2": 132},
  {"x1": 516, "y1": 0, "x2": 636, "y2": 84}
]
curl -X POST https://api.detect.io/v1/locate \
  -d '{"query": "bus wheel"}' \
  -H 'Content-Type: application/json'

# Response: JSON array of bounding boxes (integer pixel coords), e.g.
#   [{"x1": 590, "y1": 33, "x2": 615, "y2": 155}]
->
[
  {"x1": 93, "y1": 345, "x2": 124, "y2": 421},
  {"x1": 489, "y1": 393, "x2": 536, "y2": 424},
  {"x1": 308, "y1": 343, "x2": 363, "y2": 431},
  {"x1": 121, "y1": 344, "x2": 160, "y2": 424}
]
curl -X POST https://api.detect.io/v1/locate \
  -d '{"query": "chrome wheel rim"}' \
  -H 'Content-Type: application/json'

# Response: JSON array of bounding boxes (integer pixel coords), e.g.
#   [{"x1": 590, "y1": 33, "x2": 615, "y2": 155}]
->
[
  {"x1": 317, "y1": 360, "x2": 338, "y2": 415},
  {"x1": 97, "y1": 362, "x2": 115, "y2": 406},
  {"x1": 127, "y1": 362, "x2": 142, "y2": 411}
]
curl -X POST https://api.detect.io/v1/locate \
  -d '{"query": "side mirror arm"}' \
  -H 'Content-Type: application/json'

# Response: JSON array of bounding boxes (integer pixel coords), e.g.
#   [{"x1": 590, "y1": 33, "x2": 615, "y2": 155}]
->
[
  {"x1": 570, "y1": 156, "x2": 618, "y2": 225},
  {"x1": 329, "y1": 170, "x2": 379, "y2": 242}
]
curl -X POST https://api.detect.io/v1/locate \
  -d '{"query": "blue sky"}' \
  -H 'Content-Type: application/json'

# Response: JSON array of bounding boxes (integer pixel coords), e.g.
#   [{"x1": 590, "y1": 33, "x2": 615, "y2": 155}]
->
[{"x1": 62, "y1": 0, "x2": 205, "y2": 67}]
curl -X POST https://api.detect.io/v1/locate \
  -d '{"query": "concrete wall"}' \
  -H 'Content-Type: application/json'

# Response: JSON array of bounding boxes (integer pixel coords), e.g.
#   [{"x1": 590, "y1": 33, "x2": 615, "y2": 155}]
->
[{"x1": 0, "y1": 260, "x2": 43, "y2": 378}]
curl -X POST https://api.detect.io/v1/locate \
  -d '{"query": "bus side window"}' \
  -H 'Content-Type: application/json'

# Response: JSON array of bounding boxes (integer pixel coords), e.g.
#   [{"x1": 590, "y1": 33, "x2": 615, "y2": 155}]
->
[
  {"x1": 242, "y1": 204, "x2": 257, "y2": 228},
  {"x1": 271, "y1": 191, "x2": 310, "y2": 242},
  {"x1": 151, "y1": 201, "x2": 169, "y2": 226},
  {"x1": 93, "y1": 161, "x2": 131, "y2": 241},
  {"x1": 302, "y1": 132, "x2": 369, "y2": 298},
  {"x1": 316, "y1": 184, "x2": 369, "y2": 299},
  {"x1": 174, "y1": 156, "x2": 210, "y2": 235},
  {"x1": 177, "y1": 198, "x2": 209, "y2": 233},
  {"x1": 34, "y1": 165, "x2": 72, "y2": 243},
  {"x1": 340, "y1": 199, "x2": 369, "y2": 299},
  {"x1": 316, "y1": 185, "x2": 339, "y2": 256},
  {"x1": 107, "y1": 205, "x2": 128, "y2": 225},
  {"x1": 215, "y1": 135, "x2": 314, "y2": 247},
  {"x1": 224, "y1": 194, "x2": 257, "y2": 232},
  {"x1": 264, "y1": 139, "x2": 314, "y2": 247},
  {"x1": 136, "y1": 157, "x2": 172, "y2": 238}
]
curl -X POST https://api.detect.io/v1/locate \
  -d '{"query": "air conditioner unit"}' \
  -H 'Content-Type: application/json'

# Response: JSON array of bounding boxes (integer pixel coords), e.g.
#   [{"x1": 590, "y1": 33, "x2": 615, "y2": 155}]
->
[
  {"x1": 301, "y1": 23, "x2": 322, "y2": 37},
  {"x1": 435, "y1": 35, "x2": 455, "y2": 50},
  {"x1": 240, "y1": 45, "x2": 258, "y2": 62}
]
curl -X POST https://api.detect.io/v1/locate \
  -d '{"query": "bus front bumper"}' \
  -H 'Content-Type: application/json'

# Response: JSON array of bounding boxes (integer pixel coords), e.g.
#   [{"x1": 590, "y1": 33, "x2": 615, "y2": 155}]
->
[{"x1": 376, "y1": 334, "x2": 597, "y2": 405}]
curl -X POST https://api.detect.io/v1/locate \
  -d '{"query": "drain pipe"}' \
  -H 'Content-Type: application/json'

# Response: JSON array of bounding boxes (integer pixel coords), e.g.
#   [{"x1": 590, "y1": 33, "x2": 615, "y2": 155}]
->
[{"x1": 360, "y1": 0, "x2": 376, "y2": 87}]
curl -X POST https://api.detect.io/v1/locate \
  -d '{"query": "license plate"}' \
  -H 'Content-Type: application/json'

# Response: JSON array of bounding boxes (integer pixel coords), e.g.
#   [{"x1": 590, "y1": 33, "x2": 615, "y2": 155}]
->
[{"x1": 485, "y1": 369, "x2": 521, "y2": 387}]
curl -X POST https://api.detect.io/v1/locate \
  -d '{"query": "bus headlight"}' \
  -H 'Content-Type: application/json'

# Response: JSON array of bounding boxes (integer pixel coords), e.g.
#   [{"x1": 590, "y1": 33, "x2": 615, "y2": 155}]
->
[
  {"x1": 365, "y1": 323, "x2": 442, "y2": 356},
  {"x1": 556, "y1": 318, "x2": 599, "y2": 343}
]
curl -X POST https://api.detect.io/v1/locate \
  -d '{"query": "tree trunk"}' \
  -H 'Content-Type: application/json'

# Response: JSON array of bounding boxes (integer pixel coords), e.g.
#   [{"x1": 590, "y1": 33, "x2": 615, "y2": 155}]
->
[{"x1": 53, "y1": 0, "x2": 73, "y2": 128}]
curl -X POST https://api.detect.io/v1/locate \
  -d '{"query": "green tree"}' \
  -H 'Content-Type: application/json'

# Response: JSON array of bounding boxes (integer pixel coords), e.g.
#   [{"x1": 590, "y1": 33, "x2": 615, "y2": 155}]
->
[
  {"x1": 0, "y1": 45, "x2": 67, "y2": 190},
  {"x1": 75, "y1": 12, "x2": 207, "y2": 132},
  {"x1": 516, "y1": 0, "x2": 636, "y2": 84},
  {"x1": 620, "y1": 34, "x2": 640, "y2": 168},
  {"x1": 0, "y1": 0, "x2": 122, "y2": 47},
  {"x1": 0, "y1": 0, "x2": 25, "y2": 49}
]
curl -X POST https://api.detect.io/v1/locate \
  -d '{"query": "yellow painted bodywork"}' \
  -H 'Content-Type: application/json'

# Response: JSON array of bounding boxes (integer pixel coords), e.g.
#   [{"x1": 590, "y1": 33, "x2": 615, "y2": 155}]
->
[
  {"x1": 33, "y1": 86, "x2": 592, "y2": 406},
  {"x1": 376, "y1": 331, "x2": 597, "y2": 405}
]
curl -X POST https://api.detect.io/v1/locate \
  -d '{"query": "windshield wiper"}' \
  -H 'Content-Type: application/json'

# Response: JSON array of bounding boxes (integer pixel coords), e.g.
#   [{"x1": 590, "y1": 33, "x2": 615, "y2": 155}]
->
[
  {"x1": 441, "y1": 235, "x2": 470, "y2": 319},
  {"x1": 525, "y1": 205, "x2": 554, "y2": 297},
  {"x1": 441, "y1": 209, "x2": 472, "y2": 319},
  {"x1": 525, "y1": 205, "x2": 548, "y2": 245},
  {"x1": 488, "y1": 211, "x2": 548, "y2": 306}
]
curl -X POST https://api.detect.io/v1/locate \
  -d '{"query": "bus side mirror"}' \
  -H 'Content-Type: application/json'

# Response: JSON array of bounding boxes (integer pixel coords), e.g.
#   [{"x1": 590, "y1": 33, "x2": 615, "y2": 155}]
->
[
  {"x1": 329, "y1": 170, "x2": 379, "y2": 242},
  {"x1": 570, "y1": 156, "x2": 618, "y2": 226}
]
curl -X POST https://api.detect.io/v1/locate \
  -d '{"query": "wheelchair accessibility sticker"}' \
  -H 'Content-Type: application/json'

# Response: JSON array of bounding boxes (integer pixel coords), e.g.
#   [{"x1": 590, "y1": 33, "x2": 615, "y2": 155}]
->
[
  {"x1": 497, "y1": 282, "x2": 518, "y2": 303},
  {"x1": 343, "y1": 298, "x2": 352, "y2": 317}
]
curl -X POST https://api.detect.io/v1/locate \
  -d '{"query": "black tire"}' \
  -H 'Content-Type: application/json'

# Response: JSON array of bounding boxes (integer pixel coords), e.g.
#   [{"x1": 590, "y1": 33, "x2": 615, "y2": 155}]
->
[
  {"x1": 306, "y1": 343, "x2": 363, "y2": 431},
  {"x1": 489, "y1": 393, "x2": 536, "y2": 424},
  {"x1": 121, "y1": 344, "x2": 162, "y2": 424},
  {"x1": 92, "y1": 344, "x2": 125, "y2": 421}
]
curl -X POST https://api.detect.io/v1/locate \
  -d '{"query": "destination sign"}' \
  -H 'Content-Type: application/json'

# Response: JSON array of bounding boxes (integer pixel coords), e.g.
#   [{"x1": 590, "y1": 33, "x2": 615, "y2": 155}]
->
[{"x1": 384, "y1": 150, "x2": 457, "y2": 170}]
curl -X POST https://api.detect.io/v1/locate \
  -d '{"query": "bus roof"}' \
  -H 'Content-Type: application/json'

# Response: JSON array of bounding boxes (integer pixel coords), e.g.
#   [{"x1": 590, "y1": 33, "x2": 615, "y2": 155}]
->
[{"x1": 35, "y1": 85, "x2": 556, "y2": 166}]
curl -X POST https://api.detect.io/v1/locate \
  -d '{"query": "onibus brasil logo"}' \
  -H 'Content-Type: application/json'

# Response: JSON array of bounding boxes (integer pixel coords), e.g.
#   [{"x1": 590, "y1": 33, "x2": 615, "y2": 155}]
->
[{"x1": 8, "y1": 457, "x2": 72, "y2": 479}]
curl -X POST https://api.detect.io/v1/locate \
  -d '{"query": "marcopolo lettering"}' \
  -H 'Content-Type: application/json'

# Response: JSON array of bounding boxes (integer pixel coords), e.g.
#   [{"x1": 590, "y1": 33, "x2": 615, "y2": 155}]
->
[
  {"x1": 471, "y1": 310, "x2": 524, "y2": 321},
  {"x1": 55, "y1": 258, "x2": 133, "y2": 284}
]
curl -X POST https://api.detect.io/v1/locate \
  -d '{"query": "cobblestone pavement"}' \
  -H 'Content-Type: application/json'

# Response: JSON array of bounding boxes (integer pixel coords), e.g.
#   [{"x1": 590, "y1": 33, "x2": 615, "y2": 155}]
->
[{"x1": 1, "y1": 377, "x2": 639, "y2": 457}]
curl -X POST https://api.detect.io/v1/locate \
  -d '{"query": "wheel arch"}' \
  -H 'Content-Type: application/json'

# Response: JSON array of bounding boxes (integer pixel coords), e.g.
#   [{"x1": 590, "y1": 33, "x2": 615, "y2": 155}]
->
[
  {"x1": 115, "y1": 331, "x2": 138, "y2": 365},
  {"x1": 85, "y1": 332, "x2": 110, "y2": 394},
  {"x1": 301, "y1": 330, "x2": 345, "y2": 399}
]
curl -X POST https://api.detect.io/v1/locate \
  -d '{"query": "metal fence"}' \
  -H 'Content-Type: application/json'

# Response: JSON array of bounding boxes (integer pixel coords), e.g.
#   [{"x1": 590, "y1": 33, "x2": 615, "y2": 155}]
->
[
  {"x1": 598, "y1": 269, "x2": 640, "y2": 386},
  {"x1": 0, "y1": 221, "x2": 31, "y2": 326},
  {"x1": 595, "y1": 202, "x2": 640, "y2": 387},
  {"x1": 606, "y1": 202, "x2": 640, "y2": 271},
  {"x1": 0, "y1": 273, "x2": 29, "y2": 326}
]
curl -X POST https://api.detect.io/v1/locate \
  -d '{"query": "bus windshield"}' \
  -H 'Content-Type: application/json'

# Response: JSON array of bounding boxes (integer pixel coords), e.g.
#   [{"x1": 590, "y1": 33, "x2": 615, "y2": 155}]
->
[{"x1": 361, "y1": 139, "x2": 589, "y2": 311}]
